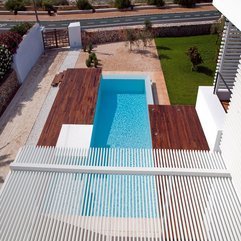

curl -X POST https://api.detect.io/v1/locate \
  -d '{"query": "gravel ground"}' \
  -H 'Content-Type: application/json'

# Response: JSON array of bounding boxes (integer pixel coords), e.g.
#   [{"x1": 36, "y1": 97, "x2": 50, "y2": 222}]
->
[{"x1": 0, "y1": 49, "x2": 68, "y2": 189}]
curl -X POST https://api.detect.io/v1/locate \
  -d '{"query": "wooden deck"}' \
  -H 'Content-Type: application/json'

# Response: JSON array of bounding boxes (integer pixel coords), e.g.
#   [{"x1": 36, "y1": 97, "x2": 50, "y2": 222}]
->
[
  {"x1": 149, "y1": 105, "x2": 209, "y2": 150},
  {"x1": 37, "y1": 68, "x2": 102, "y2": 146},
  {"x1": 221, "y1": 100, "x2": 230, "y2": 113}
]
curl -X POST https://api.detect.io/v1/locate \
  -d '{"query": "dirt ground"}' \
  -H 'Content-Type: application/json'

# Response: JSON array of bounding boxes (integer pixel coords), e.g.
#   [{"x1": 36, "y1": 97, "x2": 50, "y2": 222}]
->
[{"x1": 75, "y1": 40, "x2": 170, "y2": 104}]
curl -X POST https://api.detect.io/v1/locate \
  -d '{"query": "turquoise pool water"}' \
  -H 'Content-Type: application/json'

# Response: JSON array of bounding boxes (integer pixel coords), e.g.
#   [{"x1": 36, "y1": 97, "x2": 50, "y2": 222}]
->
[
  {"x1": 43, "y1": 77, "x2": 157, "y2": 218},
  {"x1": 79, "y1": 76, "x2": 157, "y2": 218},
  {"x1": 90, "y1": 77, "x2": 152, "y2": 148}
]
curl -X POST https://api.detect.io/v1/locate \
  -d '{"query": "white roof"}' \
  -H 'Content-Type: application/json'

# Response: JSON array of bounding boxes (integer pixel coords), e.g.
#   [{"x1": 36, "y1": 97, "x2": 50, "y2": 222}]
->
[
  {"x1": 0, "y1": 146, "x2": 241, "y2": 241},
  {"x1": 213, "y1": 0, "x2": 241, "y2": 31}
]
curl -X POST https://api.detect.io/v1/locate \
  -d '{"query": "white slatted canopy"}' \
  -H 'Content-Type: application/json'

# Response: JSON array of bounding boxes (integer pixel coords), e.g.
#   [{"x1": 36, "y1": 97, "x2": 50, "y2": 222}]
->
[{"x1": 0, "y1": 146, "x2": 241, "y2": 241}]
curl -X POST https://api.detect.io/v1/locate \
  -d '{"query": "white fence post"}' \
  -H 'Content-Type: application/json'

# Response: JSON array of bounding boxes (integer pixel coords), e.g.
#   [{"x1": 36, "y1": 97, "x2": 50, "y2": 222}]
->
[{"x1": 68, "y1": 22, "x2": 82, "y2": 48}]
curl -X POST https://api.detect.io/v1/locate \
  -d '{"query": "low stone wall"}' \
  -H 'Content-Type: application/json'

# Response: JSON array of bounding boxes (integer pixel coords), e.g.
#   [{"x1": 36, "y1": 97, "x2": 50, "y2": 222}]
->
[
  {"x1": 82, "y1": 21, "x2": 213, "y2": 45},
  {"x1": 0, "y1": 71, "x2": 19, "y2": 116}
]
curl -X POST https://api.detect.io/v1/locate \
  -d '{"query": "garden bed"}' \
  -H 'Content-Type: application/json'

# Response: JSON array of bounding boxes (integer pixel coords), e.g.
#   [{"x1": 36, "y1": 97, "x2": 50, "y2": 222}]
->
[
  {"x1": 155, "y1": 34, "x2": 218, "y2": 105},
  {"x1": 0, "y1": 70, "x2": 20, "y2": 117}
]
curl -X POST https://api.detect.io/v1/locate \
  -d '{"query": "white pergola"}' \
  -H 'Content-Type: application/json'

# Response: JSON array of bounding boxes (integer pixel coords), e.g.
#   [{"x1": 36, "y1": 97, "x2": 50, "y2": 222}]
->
[{"x1": 0, "y1": 146, "x2": 241, "y2": 241}]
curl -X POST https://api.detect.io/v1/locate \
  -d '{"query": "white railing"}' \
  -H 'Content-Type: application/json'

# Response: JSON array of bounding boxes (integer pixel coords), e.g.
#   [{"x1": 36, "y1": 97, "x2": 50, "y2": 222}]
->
[
  {"x1": 214, "y1": 21, "x2": 241, "y2": 96},
  {"x1": 15, "y1": 145, "x2": 226, "y2": 169},
  {"x1": 220, "y1": 53, "x2": 241, "y2": 203},
  {"x1": 1, "y1": 146, "x2": 241, "y2": 241}
]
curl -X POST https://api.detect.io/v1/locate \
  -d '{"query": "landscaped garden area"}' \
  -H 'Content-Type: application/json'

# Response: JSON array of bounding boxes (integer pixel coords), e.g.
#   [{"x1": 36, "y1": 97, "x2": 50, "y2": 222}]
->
[{"x1": 155, "y1": 34, "x2": 218, "y2": 105}]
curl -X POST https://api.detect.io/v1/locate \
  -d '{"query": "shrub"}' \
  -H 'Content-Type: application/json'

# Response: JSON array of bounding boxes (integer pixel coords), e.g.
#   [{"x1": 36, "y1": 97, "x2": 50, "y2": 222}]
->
[
  {"x1": 52, "y1": 0, "x2": 69, "y2": 5},
  {"x1": 93, "y1": 58, "x2": 98, "y2": 68},
  {"x1": 87, "y1": 42, "x2": 93, "y2": 53},
  {"x1": 89, "y1": 52, "x2": 97, "y2": 61},
  {"x1": 0, "y1": 45, "x2": 13, "y2": 80},
  {"x1": 76, "y1": 0, "x2": 93, "y2": 10},
  {"x1": 0, "y1": 32, "x2": 22, "y2": 54},
  {"x1": 147, "y1": 0, "x2": 165, "y2": 7},
  {"x1": 86, "y1": 53, "x2": 98, "y2": 67},
  {"x1": 43, "y1": 0, "x2": 57, "y2": 15},
  {"x1": 144, "y1": 19, "x2": 152, "y2": 31},
  {"x1": 5, "y1": 0, "x2": 26, "y2": 14},
  {"x1": 86, "y1": 58, "x2": 92, "y2": 67},
  {"x1": 10, "y1": 22, "x2": 33, "y2": 36},
  {"x1": 186, "y1": 46, "x2": 203, "y2": 71},
  {"x1": 115, "y1": 0, "x2": 131, "y2": 9},
  {"x1": 174, "y1": 0, "x2": 196, "y2": 7}
]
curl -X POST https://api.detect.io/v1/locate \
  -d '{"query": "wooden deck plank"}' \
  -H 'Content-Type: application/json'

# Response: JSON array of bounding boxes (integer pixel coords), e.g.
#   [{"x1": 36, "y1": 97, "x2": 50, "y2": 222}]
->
[
  {"x1": 37, "y1": 68, "x2": 102, "y2": 146},
  {"x1": 149, "y1": 105, "x2": 209, "y2": 150}
]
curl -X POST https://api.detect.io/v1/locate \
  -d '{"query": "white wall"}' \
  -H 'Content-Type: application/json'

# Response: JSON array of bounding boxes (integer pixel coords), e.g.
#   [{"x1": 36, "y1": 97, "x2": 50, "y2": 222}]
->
[
  {"x1": 213, "y1": 0, "x2": 241, "y2": 31},
  {"x1": 195, "y1": 86, "x2": 226, "y2": 151},
  {"x1": 13, "y1": 23, "x2": 44, "y2": 84},
  {"x1": 220, "y1": 56, "x2": 241, "y2": 201}
]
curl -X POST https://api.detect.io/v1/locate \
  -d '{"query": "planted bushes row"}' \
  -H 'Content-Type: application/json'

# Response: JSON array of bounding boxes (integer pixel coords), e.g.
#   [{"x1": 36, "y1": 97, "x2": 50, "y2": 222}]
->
[
  {"x1": 0, "y1": 46, "x2": 13, "y2": 80},
  {"x1": 4, "y1": 0, "x2": 210, "y2": 13},
  {"x1": 0, "y1": 23, "x2": 32, "y2": 81}
]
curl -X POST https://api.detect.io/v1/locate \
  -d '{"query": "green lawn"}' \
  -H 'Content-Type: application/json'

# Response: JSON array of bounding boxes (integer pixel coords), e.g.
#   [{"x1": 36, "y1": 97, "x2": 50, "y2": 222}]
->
[{"x1": 155, "y1": 35, "x2": 218, "y2": 105}]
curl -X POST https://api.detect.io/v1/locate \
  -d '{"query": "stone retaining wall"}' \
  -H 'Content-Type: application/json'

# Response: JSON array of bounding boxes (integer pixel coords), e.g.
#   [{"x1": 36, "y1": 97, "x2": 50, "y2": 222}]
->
[{"x1": 82, "y1": 22, "x2": 213, "y2": 45}]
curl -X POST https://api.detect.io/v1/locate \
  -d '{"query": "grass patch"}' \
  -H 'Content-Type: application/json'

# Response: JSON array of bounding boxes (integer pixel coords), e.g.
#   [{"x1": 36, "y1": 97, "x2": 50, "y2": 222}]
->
[{"x1": 155, "y1": 35, "x2": 218, "y2": 105}]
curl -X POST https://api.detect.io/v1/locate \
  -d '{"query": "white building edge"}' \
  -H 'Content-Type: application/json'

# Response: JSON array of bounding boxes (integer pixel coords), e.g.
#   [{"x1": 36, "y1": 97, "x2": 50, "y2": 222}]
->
[
  {"x1": 196, "y1": 0, "x2": 241, "y2": 202},
  {"x1": 1, "y1": 1, "x2": 241, "y2": 240}
]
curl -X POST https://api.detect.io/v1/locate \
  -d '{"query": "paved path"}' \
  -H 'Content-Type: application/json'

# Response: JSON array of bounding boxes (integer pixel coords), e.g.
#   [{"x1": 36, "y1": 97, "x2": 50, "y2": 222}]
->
[{"x1": 0, "y1": 49, "x2": 69, "y2": 188}]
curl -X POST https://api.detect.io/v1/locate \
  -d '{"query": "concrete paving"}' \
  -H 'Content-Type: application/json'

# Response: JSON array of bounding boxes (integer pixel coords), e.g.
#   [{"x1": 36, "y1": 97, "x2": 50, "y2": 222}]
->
[{"x1": 26, "y1": 48, "x2": 81, "y2": 146}]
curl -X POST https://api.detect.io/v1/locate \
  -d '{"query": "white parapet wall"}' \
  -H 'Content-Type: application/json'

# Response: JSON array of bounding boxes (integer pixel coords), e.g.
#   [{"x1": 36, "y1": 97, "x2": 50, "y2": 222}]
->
[
  {"x1": 13, "y1": 23, "x2": 44, "y2": 84},
  {"x1": 68, "y1": 22, "x2": 82, "y2": 48},
  {"x1": 56, "y1": 124, "x2": 93, "y2": 148},
  {"x1": 213, "y1": 0, "x2": 241, "y2": 32},
  {"x1": 195, "y1": 86, "x2": 226, "y2": 151}
]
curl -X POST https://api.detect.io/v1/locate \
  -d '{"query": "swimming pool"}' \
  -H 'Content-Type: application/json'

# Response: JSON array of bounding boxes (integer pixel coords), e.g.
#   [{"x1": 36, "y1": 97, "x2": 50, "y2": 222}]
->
[
  {"x1": 90, "y1": 75, "x2": 153, "y2": 149},
  {"x1": 81, "y1": 75, "x2": 157, "y2": 218}
]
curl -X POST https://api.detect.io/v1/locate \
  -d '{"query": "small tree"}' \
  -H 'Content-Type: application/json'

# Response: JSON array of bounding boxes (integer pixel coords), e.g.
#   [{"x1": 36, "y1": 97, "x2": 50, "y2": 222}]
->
[
  {"x1": 125, "y1": 29, "x2": 138, "y2": 51},
  {"x1": 141, "y1": 20, "x2": 153, "y2": 48},
  {"x1": 43, "y1": 0, "x2": 57, "y2": 15},
  {"x1": 144, "y1": 19, "x2": 152, "y2": 31},
  {"x1": 139, "y1": 31, "x2": 152, "y2": 49},
  {"x1": 0, "y1": 45, "x2": 13, "y2": 80},
  {"x1": 10, "y1": 22, "x2": 33, "y2": 36},
  {"x1": 186, "y1": 46, "x2": 203, "y2": 71},
  {"x1": 76, "y1": 0, "x2": 93, "y2": 10},
  {"x1": 0, "y1": 31, "x2": 22, "y2": 54},
  {"x1": 5, "y1": 0, "x2": 26, "y2": 14},
  {"x1": 175, "y1": 0, "x2": 196, "y2": 8},
  {"x1": 147, "y1": 0, "x2": 165, "y2": 7},
  {"x1": 115, "y1": 0, "x2": 131, "y2": 9}
]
